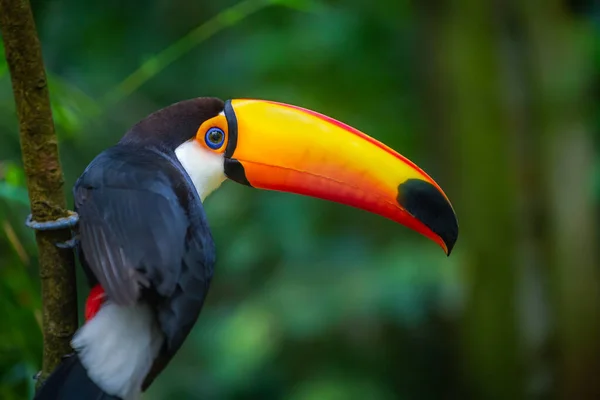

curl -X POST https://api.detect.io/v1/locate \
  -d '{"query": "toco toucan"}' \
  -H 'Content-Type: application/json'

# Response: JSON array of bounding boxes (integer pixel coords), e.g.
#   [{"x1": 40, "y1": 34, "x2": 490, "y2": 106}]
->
[{"x1": 34, "y1": 98, "x2": 458, "y2": 400}]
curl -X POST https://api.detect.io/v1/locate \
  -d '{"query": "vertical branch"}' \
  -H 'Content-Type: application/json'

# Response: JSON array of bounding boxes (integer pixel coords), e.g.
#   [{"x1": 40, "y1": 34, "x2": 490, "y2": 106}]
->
[{"x1": 0, "y1": 0, "x2": 78, "y2": 384}]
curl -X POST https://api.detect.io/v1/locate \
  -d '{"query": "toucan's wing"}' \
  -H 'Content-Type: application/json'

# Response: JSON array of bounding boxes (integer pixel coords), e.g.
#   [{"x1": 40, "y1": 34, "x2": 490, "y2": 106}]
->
[
  {"x1": 74, "y1": 148, "x2": 215, "y2": 306},
  {"x1": 75, "y1": 152, "x2": 186, "y2": 305},
  {"x1": 74, "y1": 148, "x2": 216, "y2": 390}
]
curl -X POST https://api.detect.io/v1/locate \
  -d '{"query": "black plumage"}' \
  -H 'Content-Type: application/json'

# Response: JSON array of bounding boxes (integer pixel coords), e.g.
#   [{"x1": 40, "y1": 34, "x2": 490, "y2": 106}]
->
[
  {"x1": 34, "y1": 354, "x2": 120, "y2": 400},
  {"x1": 72, "y1": 97, "x2": 224, "y2": 391}
]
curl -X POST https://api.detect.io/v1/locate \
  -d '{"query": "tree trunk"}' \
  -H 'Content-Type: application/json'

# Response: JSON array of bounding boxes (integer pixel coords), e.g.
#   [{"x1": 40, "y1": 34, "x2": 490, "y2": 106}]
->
[
  {"x1": 415, "y1": 1, "x2": 524, "y2": 398},
  {"x1": 416, "y1": 0, "x2": 600, "y2": 398},
  {"x1": 0, "y1": 0, "x2": 78, "y2": 385},
  {"x1": 518, "y1": 1, "x2": 600, "y2": 397}
]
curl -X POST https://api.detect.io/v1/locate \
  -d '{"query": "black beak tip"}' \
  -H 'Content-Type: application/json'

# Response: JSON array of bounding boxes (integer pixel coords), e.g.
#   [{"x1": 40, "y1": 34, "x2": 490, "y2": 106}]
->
[
  {"x1": 445, "y1": 229, "x2": 457, "y2": 257},
  {"x1": 397, "y1": 179, "x2": 458, "y2": 256}
]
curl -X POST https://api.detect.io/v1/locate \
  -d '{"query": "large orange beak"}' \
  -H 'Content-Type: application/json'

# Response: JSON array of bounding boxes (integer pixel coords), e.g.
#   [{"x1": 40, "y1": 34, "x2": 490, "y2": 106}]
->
[{"x1": 220, "y1": 99, "x2": 458, "y2": 255}]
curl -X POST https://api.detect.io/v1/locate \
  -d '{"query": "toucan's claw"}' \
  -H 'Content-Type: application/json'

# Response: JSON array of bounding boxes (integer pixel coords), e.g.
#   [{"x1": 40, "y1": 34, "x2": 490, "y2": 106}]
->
[
  {"x1": 25, "y1": 211, "x2": 79, "y2": 231},
  {"x1": 60, "y1": 353, "x2": 76, "y2": 360},
  {"x1": 56, "y1": 235, "x2": 80, "y2": 249}
]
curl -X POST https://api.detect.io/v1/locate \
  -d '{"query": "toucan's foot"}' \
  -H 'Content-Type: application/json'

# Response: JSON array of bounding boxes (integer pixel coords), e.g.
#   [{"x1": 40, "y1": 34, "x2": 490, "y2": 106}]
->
[
  {"x1": 60, "y1": 352, "x2": 76, "y2": 360},
  {"x1": 56, "y1": 235, "x2": 80, "y2": 249},
  {"x1": 33, "y1": 370, "x2": 41, "y2": 381},
  {"x1": 25, "y1": 211, "x2": 79, "y2": 231}
]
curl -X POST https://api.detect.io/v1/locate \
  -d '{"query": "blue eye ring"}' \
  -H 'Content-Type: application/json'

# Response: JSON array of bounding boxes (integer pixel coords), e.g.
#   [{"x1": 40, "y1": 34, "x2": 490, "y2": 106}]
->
[{"x1": 205, "y1": 127, "x2": 225, "y2": 150}]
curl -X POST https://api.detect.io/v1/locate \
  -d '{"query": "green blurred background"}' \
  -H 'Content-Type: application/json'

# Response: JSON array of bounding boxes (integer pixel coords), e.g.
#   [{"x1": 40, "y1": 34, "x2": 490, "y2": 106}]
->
[{"x1": 1, "y1": 0, "x2": 600, "y2": 399}]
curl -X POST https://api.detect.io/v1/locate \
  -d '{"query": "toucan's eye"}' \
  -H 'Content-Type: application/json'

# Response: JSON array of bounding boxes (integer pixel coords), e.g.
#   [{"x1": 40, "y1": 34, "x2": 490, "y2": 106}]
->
[{"x1": 205, "y1": 127, "x2": 225, "y2": 149}]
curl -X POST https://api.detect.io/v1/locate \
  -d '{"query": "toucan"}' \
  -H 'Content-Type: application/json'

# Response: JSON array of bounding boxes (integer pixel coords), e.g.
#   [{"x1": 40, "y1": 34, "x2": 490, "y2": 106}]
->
[{"x1": 34, "y1": 97, "x2": 458, "y2": 400}]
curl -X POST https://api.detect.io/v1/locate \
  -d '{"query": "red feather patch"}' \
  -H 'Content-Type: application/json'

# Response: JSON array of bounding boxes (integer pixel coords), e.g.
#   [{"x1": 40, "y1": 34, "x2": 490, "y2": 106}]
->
[{"x1": 85, "y1": 284, "x2": 106, "y2": 321}]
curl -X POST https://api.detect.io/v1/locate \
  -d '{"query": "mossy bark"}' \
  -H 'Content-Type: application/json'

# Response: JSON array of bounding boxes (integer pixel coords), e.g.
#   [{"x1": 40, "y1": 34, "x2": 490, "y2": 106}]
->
[{"x1": 0, "y1": 0, "x2": 78, "y2": 385}]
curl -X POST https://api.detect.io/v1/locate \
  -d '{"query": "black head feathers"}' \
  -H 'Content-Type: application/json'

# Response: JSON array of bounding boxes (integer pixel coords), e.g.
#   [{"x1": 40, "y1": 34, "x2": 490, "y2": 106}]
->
[{"x1": 121, "y1": 97, "x2": 225, "y2": 151}]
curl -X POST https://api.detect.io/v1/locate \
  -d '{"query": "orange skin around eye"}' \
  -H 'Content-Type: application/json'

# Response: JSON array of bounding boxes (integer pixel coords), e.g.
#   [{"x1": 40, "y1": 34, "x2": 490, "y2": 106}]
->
[{"x1": 195, "y1": 115, "x2": 229, "y2": 153}]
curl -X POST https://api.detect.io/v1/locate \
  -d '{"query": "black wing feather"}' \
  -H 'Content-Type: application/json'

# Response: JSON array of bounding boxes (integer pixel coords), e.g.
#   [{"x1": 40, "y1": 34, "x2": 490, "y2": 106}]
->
[{"x1": 75, "y1": 170, "x2": 189, "y2": 305}]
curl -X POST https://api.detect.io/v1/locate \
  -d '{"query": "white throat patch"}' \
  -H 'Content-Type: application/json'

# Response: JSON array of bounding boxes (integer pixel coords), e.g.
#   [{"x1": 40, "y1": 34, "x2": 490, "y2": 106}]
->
[{"x1": 175, "y1": 140, "x2": 226, "y2": 201}]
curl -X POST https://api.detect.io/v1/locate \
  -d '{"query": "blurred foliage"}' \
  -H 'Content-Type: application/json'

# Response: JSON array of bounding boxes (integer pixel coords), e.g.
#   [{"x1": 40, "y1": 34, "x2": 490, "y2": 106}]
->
[{"x1": 1, "y1": 0, "x2": 599, "y2": 399}]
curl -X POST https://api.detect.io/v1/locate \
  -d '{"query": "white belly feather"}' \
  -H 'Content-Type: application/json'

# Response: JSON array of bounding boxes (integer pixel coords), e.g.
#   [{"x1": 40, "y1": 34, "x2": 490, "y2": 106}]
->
[{"x1": 71, "y1": 302, "x2": 164, "y2": 400}]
